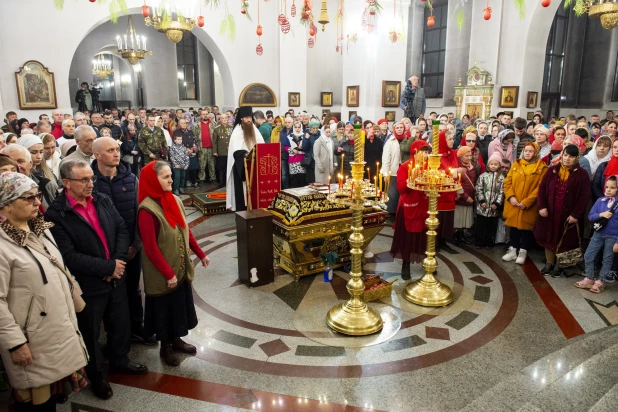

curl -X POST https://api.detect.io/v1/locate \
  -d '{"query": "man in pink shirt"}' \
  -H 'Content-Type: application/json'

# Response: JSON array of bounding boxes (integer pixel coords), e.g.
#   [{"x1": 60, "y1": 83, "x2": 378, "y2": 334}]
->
[{"x1": 45, "y1": 159, "x2": 148, "y2": 401}]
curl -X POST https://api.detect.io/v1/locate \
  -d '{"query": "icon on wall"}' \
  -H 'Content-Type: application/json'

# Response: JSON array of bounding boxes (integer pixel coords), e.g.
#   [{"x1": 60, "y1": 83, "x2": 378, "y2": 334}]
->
[
  {"x1": 381, "y1": 81, "x2": 401, "y2": 108},
  {"x1": 321, "y1": 92, "x2": 333, "y2": 107},
  {"x1": 346, "y1": 86, "x2": 359, "y2": 107},
  {"x1": 15, "y1": 60, "x2": 57, "y2": 110},
  {"x1": 526, "y1": 91, "x2": 538, "y2": 109},
  {"x1": 499, "y1": 86, "x2": 519, "y2": 108},
  {"x1": 288, "y1": 92, "x2": 300, "y2": 107},
  {"x1": 385, "y1": 111, "x2": 396, "y2": 122}
]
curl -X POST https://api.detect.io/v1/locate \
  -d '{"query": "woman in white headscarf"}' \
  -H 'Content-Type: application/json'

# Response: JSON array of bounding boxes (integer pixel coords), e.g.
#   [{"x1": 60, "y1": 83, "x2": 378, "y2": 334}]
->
[
  {"x1": 581, "y1": 135, "x2": 612, "y2": 180},
  {"x1": 156, "y1": 116, "x2": 172, "y2": 147},
  {"x1": 313, "y1": 125, "x2": 334, "y2": 184}
]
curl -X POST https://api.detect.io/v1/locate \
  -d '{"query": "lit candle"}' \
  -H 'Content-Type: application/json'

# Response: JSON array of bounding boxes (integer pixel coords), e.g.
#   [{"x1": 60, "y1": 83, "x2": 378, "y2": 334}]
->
[
  {"x1": 379, "y1": 173, "x2": 383, "y2": 192},
  {"x1": 341, "y1": 154, "x2": 344, "y2": 176},
  {"x1": 376, "y1": 162, "x2": 380, "y2": 180},
  {"x1": 408, "y1": 163, "x2": 412, "y2": 180},
  {"x1": 367, "y1": 167, "x2": 370, "y2": 182},
  {"x1": 328, "y1": 175, "x2": 331, "y2": 196},
  {"x1": 350, "y1": 182, "x2": 354, "y2": 199},
  {"x1": 374, "y1": 176, "x2": 377, "y2": 195},
  {"x1": 459, "y1": 173, "x2": 462, "y2": 185}
]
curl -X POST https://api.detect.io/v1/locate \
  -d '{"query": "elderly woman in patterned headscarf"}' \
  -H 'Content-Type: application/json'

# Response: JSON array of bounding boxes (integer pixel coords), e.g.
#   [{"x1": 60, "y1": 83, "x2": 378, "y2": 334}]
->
[{"x1": 0, "y1": 171, "x2": 88, "y2": 411}]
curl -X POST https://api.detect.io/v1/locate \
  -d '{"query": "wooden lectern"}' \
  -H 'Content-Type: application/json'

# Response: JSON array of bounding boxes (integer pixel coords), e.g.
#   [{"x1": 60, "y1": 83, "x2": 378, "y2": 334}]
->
[{"x1": 235, "y1": 209, "x2": 274, "y2": 287}]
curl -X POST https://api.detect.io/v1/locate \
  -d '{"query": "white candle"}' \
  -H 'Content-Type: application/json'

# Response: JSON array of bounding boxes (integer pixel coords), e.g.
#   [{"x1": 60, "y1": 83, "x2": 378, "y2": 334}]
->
[
  {"x1": 123, "y1": 35, "x2": 128, "y2": 50},
  {"x1": 136, "y1": 35, "x2": 141, "y2": 50},
  {"x1": 130, "y1": 33, "x2": 134, "y2": 50},
  {"x1": 116, "y1": 35, "x2": 122, "y2": 50},
  {"x1": 142, "y1": 36, "x2": 147, "y2": 51}
]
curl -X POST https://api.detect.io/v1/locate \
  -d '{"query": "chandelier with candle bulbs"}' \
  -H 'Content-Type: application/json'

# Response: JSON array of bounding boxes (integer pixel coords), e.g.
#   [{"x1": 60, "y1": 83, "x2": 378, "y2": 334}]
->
[
  {"x1": 143, "y1": 0, "x2": 197, "y2": 44},
  {"x1": 92, "y1": 54, "x2": 114, "y2": 78},
  {"x1": 115, "y1": 15, "x2": 152, "y2": 65}
]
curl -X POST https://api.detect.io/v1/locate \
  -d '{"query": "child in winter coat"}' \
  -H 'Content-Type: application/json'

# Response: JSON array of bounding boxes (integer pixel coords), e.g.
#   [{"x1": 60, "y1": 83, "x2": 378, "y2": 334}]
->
[
  {"x1": 475, "y1": 153, "x2": 505, "y2": 249},
  {"x1": 574, "y1": 175, "x2": 618, "y2": 293},
  {"x1": 170, "y1": 134, "x2": 189, "y2": 195}
]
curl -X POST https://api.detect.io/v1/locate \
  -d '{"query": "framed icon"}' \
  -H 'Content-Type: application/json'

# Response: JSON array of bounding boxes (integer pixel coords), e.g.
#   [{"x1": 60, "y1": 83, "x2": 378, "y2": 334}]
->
[
  {"x1": 526, "y1": 91, "x2": 538, "y2": 108},
  {"x1": 321, "y1": 92, "x2": 333, "y2": 107},
  {"x1": 499, "y1": 86, "x2": 519, "y2": 108},
  {"x1": 346, "y1": 85, "x2": 359, "y2": 107},
  {"x1": 381, "y1": 81, "x2": 401, "y2": 107},
  {"x1": 385, "y1": 111, "x2": 396, "y2": 122},
  {"x1": 15, "y1": 60, "x2": 57, "y2": 110},
  {"x1": 288, "y1": 92, "x2": 300, "y2": 107}
]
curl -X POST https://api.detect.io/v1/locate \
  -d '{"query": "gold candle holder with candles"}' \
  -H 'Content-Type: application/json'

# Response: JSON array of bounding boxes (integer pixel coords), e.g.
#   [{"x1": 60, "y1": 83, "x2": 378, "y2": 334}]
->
[
  {"x1": 325, "y1": 124, "x2": 387, "y2": 335},
  {"x1": 403, "y1": 120, "x2": 461, "y2": 307}
]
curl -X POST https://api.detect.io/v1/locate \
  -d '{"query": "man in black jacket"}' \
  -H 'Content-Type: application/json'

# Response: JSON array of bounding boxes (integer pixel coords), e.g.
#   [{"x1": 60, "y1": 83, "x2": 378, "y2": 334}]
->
[
  {"x1": 45, "y1": 159, "x2": 148, "y2": 401},
  {"x1": 91, "y1": 137, "x2": 156, "y2": 346}
]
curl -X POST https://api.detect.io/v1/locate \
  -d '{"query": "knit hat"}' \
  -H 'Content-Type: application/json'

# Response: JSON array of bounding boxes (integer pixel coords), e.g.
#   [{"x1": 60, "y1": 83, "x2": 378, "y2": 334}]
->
[
  {"x1": 16, "y1": 134, "x2": 42, "y2": 149},
  {"x1": 487, "y1": 152, "x2": 502, "y2": 167},
  {"x1": 309, "y1": 120, "x2": 320, "y2": 128},
  {"x1": 457, "y1": 146, "x2": 472, "y2": 158},
  {"x1": 60, "y1": 140, "x2": 77, "y2": 157},
  {"x1": 377, "y1": 118, "x2": 388, "y2": 126},
  {"x1": 0, "y1": 171, "x2": 38, "y2": 208},
  {"x1": 534, "y1": 125, "x2": 550, "y2": 136}
]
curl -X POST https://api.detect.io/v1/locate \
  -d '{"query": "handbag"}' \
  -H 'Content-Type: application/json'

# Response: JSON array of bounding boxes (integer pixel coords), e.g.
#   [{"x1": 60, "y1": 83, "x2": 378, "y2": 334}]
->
[
  {"x1": 555, "y1": 222, "x2": 584, "y2": 269},
  {"x1": 122, "y1": 154, "x2": 134, "y2": 165},
  {"x1": 26, "y1": 238, "x2": 86, "y2": 313},
  {"x1": 300, "y1": 155, "x2": 312, "y2": 168}
]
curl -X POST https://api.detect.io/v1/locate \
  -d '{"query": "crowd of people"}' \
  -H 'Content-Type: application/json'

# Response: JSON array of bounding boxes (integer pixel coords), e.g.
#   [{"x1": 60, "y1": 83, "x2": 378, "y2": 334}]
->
[{"x1": 0, "y1": 102, "x2": 617, "y2": 411}]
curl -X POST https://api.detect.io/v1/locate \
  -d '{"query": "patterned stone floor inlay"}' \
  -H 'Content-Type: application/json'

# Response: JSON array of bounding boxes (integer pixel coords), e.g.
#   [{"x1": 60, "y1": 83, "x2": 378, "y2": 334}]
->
[
  {"x1": 469, "y1": 275, "x2": 494, "y2": 285},
  {"x1": 259, "y1": 339, "x2": 291, "y2": 357},
  {"x1": 231, "y1": 389, "x2": 258, "y2": 407},
  {"x1": 445, "y1": 310, "x2": 480, "y2": 330},
  {"x1": 273, "y1": 275, "x2": 314, "y2": 310},
  {"x1": 425, "y1": 326, "x2": 451, "y2": 341},
  {"x1": 463, "y1": 261, "x2": 484, "y2": 274},
  {"x1": 474, "y1": 285, "x2": 491, "y2": 303},
  {"x1": 380, "y1": 335, "x2": 427, "y2": 353},
  {"x1": 295, "y1": 345, "x2": 347, "y2": 357},
  {"x1": 212, "y1": 330, "x2": 257, "y2": 349}
]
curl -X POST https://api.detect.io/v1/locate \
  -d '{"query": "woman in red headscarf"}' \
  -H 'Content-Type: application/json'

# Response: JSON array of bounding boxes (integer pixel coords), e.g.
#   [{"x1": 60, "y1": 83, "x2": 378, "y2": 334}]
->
[
  {"x1": 391, "y1": 140, "x2": 431, "y2": 279},
  {"x1": 436, "y1": 129, "x2": 458, "y2": 249},
  {"x1": 137, "y1": 161, "x2": 209, "y2": 367}
]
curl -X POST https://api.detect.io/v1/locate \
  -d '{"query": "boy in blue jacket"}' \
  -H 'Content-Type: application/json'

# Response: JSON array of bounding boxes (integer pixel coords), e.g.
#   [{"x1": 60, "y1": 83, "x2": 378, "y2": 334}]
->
[{"x1": 575, "y1": 175, "x2": 618, "y2": 293}]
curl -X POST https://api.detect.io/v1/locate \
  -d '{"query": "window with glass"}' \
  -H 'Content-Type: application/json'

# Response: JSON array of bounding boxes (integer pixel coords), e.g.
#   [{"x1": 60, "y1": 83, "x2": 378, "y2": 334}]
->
[
  {"x1": 542, "y1": 6, "x2": 569, "y2": 94},
  {"x1": 177, "y1": 33, "x2": 198, "y2": 100},
  {"x1": 421, "y1": 1, "x2": 447, "y2": 99}
]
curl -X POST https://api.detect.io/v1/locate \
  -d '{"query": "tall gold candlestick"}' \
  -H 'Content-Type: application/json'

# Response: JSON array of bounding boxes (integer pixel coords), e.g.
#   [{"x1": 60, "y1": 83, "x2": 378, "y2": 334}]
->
[{"x1": 403, "y1": 119, "x2": 454, "y2": 307}]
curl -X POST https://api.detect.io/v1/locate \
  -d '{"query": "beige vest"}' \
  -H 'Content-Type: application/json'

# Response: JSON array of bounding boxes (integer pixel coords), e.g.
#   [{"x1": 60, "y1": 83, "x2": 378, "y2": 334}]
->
[{"x1": 138, "y1": 197, "x2": 193, "y2": 296}]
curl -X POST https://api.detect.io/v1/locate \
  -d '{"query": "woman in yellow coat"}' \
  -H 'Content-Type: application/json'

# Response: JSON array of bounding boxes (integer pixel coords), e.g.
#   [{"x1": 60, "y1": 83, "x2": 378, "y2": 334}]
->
[{"x1": 502, "y1": 142, "x2": 548, "y2": 264}]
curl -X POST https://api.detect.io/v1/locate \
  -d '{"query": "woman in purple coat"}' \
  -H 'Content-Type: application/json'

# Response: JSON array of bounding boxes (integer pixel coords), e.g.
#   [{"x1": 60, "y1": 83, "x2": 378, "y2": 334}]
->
[{"x1": 534, "y1": 144, "x2": 591, "y2": 278}]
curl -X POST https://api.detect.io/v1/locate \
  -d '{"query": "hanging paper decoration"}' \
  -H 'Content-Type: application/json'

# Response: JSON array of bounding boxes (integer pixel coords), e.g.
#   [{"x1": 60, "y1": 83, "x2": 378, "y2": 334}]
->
[
  {"x1": 361, "y1": 9, "x2": 368, "y2": 28},
  {"x1": 281, "y1": 18, "x2": 291, "y2": 33},
  {"x1": 308, "y1": 37, "x2": 315, "y2": 48},
  {"x1": 256, "y1": 24, "x2": 263, "y2": 35},
  {"x1": 240, "y1": 0, "x2": 250, "y2": 17},
  {"x1": 142, "y1": 2, "x2": 149, "y2": 17},
  {"x1": 427, "y1": 14, "x2": 435, "y2": 27},
  {"x1": 291, "y1": 0, "x2": 297, "y2": 16},
  {"x1": 309, "y1": 25, "x2": 316, "y2": 36},
  {"x1": 541, "y1": 0, "x2": 550, "y2": 6},
  {"x1": 198, "y1": 15, "x2": 205, "y2": 26},
  {"x1": 256, "y1": 0, "x2": 263, "y2": 55},
  {"x1": 300, "y1": 0, "x2": 312, "y2": 26},
  {"x1": 256, "y1": 44, "x2": 263, "y2": 55},
  {"x1": 278, "y1": 14, "x2": 286, "y2": 24}
]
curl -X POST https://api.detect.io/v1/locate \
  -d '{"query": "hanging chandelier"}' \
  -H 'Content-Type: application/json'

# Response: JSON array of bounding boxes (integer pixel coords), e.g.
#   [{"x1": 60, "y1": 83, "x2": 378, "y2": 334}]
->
[
  {"x1": 115, "y1": 16, "x2": 152, "y2": 65},
  {"x1": 92, "y1": 54, "x2": 114, "y2": 78},
  {"x1": 143, "y1": 0, "x2": 197, "y2": 44},
  {"x1": 586, "y1": 0, "x2": 618, "y2": 30}
]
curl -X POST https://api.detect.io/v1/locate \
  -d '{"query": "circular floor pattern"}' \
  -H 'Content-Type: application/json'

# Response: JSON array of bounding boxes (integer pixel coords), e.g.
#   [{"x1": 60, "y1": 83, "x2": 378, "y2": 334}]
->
[{"x1": 189, "y1": 226, "x2": 519, "y2": 378}]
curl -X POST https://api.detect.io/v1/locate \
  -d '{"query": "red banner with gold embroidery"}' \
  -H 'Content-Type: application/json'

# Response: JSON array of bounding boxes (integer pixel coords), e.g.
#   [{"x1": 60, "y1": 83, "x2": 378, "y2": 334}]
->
[{"x1": 247, "y1": 143, "x2": 281, "y2": 210}]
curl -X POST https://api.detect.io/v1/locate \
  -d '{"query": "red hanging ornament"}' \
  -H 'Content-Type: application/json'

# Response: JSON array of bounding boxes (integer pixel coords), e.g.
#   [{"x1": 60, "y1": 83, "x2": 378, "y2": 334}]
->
[
  {"x1": 197, "y1": 15, "x2": 205, "y2": 27},
  {"x1": 336, "y1": 45, "x2": 340, "y2": 52},
  {"x1": 389, "y1": 31, "x2": 397, "y2": 43},
  {"x1": 278, "y1": 13, "x2": 286, "y2": 24},
  {"x1": 256, "y1": 44, "x2": 263, "y2": 55},
  {"x1": 291, "y1": 0, "x2": 297, "y2": 16},
  {"x1": 541, "y1": 0, "x2": 550, "y2": 7},
  {"x1": 483, "y1": 7, "x2": 491, "y2": 20},
  {"x1": 308, "y1": 37, "x2": 315, "y2": 48},
  {"x1": 89, "y1": 0, "x2": 96, "y2": 3},
  {"x1": 427, "y1": 15, "x2": 435, "y2": 27},
  {"x1": 281, "y1": 19, "x2": 291, "y2": 33},
  {"x1": 257, "y1": 25, "x2": 263, "y2": 35},
  {"x1": 309, "y1": 25, "x2": 316, "y2": 36},
  {"x1": 142, "y1": 4, "x2": 149, "y2": 16}
]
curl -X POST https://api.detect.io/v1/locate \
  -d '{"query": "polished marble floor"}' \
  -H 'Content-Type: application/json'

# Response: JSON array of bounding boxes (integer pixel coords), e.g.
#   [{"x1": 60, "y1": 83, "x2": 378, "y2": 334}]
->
[{"x1": 6, "y1": 192, "x2": 618, "y2": 411}]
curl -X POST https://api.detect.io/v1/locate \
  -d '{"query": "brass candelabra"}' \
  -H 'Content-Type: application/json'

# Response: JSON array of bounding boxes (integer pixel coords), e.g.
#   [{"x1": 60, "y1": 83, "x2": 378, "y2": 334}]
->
[
  {"x1": 403, "y1": 120, "x2": 461, "y2": 307},
  {"x1": 325, "y1": 128, "x2": 387, "y2": 336}
]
